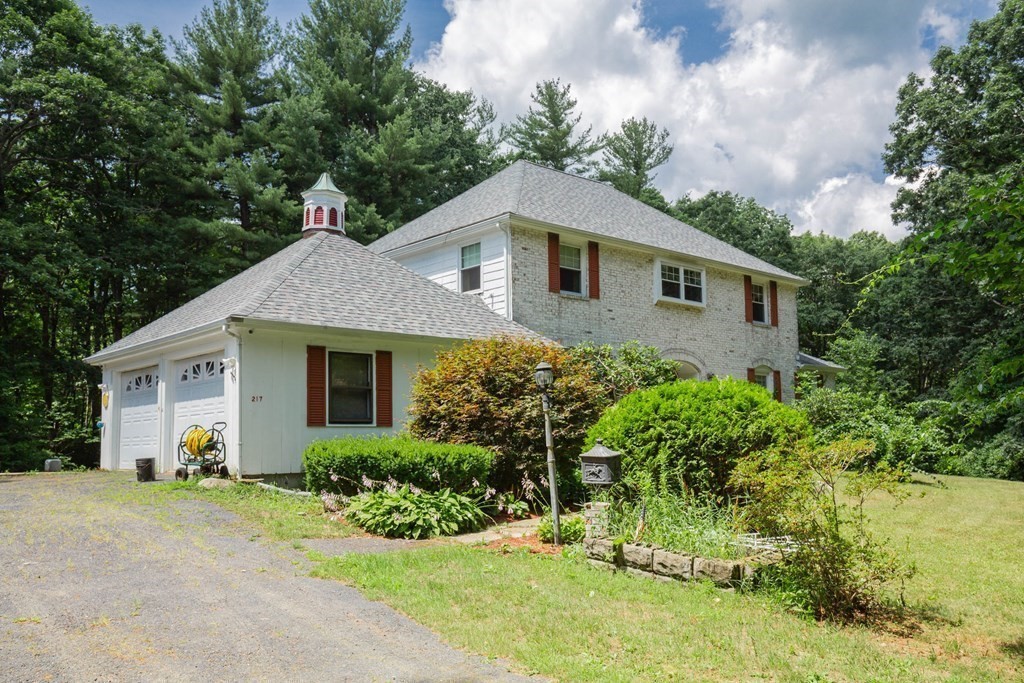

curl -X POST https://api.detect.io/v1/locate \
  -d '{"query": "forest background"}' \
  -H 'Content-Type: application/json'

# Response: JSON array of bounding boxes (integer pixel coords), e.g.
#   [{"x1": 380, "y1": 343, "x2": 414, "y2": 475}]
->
[{"x1": 2, "y1": 0, "x2": 1021, "y2": 478}]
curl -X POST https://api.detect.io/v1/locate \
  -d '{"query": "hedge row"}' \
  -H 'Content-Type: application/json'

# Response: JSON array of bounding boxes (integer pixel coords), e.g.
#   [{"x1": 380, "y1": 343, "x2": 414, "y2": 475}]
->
[{"x1": 303, "y1": 435, "x2": 493, "y2": 495}]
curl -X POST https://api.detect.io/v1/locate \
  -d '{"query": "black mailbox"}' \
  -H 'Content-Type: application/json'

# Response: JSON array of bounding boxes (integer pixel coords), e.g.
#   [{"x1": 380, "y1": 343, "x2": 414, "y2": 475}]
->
[{"x1": 580, "y1": 439, "x2": 621, "y2": 486}]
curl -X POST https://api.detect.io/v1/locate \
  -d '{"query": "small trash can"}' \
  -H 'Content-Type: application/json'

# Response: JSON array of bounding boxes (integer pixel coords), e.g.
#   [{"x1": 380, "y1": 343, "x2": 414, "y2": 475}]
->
[
  {"x1": 136, "y1": 457, "x2": 156, "y2": 483},
  {"x1": 43, "y1": 458, "x2": 62, "y2": 472}
]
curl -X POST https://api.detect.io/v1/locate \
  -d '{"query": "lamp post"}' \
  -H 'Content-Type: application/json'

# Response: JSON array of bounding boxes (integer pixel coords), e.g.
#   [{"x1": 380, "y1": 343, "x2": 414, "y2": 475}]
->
[{"x1": 534, "y1": 361, "x2": 561, "y2": 545}]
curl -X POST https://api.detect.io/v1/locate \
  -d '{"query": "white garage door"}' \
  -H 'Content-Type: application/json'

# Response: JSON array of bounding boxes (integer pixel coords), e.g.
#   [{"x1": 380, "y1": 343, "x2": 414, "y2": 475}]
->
[
  {"x1": 173, "y1": 353, "x2": 226, "y2": 456},
  {"x1": 119, "y1": 367, "x2": 160, "y2": 470}
]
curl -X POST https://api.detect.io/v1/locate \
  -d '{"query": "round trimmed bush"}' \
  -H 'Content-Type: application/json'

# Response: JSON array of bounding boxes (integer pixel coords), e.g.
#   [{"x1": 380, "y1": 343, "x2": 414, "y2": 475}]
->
[{"x1": 586, "y1": 377, "x2": 811, "y2": 499}]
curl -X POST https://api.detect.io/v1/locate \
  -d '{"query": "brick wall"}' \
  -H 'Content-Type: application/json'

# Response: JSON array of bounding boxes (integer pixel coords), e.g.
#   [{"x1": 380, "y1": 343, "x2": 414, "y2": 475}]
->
[{"x1": 510, "y1": 225, "x2": 800, "y2": 402}]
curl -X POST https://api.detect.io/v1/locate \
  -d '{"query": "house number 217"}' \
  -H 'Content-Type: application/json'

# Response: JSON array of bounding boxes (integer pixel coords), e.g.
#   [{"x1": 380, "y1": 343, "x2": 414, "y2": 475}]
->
[{"x1": 251, "y1": 395, "x2": 263, "y2": 403}]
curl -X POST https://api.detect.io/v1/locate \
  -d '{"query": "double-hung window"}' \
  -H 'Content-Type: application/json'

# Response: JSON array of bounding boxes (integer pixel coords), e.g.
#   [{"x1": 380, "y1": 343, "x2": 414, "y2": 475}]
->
[
  {"x1": 559, "y1": 244, "x2": 583, "y2": 294},
  {"x1": 460, "y1": 243, "x2": 481, "y2": 292},
  {"x1": 328, "y1": 352, "x2": 373, "y2": 424},
  {"x1": 658, "y1": 261, "x2": 704, "y2": 305},
  {"x1": 751, "y1": 283, "x2": 767, "y2": 324}
]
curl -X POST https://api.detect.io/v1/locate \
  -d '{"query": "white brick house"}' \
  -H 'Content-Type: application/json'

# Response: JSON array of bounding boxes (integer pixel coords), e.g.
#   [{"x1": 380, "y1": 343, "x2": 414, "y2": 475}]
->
[{"x1": 370, "y1": 161, "x2": 807, "y2": 402}]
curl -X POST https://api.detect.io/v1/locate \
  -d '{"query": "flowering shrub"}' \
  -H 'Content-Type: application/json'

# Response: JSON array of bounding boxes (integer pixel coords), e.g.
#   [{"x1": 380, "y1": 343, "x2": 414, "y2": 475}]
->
[
  {"x1": 410, "y1": 336, "x2": 607, "y2": 496},
  {"x1": 303, "y1": 435, "x2": 493, "y2": 496},
  {"x1": 345, "y1": 485, "x2": 489, "y2": 539}
]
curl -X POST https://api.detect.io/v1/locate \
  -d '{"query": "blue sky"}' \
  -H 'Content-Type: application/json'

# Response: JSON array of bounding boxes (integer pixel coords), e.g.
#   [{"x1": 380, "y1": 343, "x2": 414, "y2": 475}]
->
[
  {"x1": 79, "y1": 0, "x2": 998, "y2": 238},
  {"x1": 82, "y1": 0, "x2": 731, "y2": 63}
]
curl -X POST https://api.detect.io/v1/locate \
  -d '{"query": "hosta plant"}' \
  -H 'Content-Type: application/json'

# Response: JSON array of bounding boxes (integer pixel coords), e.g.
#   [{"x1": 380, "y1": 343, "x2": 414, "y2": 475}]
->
[{"x1": 345, "y1": 486, "x2": 489, "y2": 539}]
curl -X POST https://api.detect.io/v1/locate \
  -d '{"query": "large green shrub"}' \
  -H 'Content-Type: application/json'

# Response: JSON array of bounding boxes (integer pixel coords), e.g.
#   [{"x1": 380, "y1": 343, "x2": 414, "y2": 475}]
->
[
  {"x1": 410, "y1": 336, "x2": 608, "y2": 496},
  {"x1": 304, "y1": 435, "x2": 493, "y2": 495},
  {"x1": 586, "y1": 378, "x2": 810, "y2": 499},
  {"x1": 797, "y1": 387, "x2": 955, "y2": 472}
]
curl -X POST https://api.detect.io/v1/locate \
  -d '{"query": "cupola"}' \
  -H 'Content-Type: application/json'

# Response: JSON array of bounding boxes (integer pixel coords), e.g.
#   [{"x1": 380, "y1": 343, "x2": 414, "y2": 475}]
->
[{"x1": 301, "y1": 173, "x2": 347, "y2": 236}]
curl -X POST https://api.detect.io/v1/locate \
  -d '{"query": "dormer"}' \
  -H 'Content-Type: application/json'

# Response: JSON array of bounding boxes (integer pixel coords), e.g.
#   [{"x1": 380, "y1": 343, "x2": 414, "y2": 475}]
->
[{"x1": 301, "y1": 173, "x2": 347, "y2": 236}]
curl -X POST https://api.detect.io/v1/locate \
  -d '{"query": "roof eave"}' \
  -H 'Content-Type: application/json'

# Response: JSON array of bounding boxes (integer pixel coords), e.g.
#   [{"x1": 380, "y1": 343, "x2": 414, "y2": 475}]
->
[
  {"x1": 84, "y1": 319, "x2": 231, "y2": 367},
  {"x1": 509, "y1": 215, "x2": 810, "y2": 287}
]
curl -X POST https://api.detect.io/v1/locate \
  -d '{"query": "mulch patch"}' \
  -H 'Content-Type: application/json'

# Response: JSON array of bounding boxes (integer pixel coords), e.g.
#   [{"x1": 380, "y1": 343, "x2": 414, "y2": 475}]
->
[{"x1": 483, "y1": 534, "x2": 560, "y2": 555}]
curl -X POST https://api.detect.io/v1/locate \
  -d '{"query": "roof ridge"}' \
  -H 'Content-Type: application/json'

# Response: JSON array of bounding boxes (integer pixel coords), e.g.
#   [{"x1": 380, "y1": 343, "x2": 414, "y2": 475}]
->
[{"x1": 239, "y1": 234, "x2": 326, "y2": 317}]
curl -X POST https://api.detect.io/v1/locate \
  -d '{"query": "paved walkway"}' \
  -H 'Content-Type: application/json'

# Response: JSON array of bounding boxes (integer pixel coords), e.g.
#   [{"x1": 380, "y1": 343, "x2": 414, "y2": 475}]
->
[
  {"x1": 452, "y1": 517, "x2": 542, "y2": 545},
  {"x1": 0, "y1": 472, "x2": 537, "y2": 682}
]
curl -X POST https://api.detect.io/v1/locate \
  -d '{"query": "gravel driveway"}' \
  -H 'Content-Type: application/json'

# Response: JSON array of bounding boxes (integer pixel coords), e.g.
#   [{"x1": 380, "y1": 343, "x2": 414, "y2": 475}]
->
[{"x1": 0, "y1": 472, "x2": 534, "y2": 682}]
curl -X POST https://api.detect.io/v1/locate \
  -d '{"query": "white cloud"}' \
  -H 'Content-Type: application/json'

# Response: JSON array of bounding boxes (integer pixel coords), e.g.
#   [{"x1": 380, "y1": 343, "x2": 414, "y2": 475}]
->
[
  {"x1": 795, "y1": 173, "x2": 908, "y2": 240},
  {"x1": 417, "y1": 0, "x2": 986, "y2": 240}
]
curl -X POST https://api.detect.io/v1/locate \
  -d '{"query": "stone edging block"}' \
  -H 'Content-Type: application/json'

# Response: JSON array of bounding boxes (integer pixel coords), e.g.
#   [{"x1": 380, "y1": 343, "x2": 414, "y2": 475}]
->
[{"x1": 585, "y1": 539, "x2": 759, "y2": 588}]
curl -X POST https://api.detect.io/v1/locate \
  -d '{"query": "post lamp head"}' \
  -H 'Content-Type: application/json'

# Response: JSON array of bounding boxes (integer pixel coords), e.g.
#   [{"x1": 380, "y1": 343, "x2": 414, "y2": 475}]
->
[{"x1": 534, "y1": 361, "x2": 554, "y2": 390}]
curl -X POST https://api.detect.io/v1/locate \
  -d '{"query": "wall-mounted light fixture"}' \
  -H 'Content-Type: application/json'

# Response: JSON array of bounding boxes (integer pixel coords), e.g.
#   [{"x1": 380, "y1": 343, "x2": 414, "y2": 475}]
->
[{"x1": 222, "y1": 357, "x2": 238, "y2": 381}]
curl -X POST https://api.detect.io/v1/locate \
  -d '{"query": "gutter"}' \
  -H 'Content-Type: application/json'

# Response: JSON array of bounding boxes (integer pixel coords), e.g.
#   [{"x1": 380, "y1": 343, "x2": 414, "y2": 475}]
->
[{"x1": 85, "y1": 319, "x2": 230, "y2": 366}]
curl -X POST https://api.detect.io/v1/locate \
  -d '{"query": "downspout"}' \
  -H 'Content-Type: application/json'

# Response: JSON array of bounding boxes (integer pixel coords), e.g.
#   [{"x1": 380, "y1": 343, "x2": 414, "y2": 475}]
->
[{"x1": 222, "y1": 322, "x2": 243, "y2": 478}]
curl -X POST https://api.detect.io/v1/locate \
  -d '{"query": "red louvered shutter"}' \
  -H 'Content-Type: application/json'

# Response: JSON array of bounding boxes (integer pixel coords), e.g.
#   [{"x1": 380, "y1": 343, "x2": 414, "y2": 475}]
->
[
  {"x1": 375, "y1": 351, "x2": 393, "y2": 428},
  {"x1": 747, "y1": 367, "x2": 756, "y2": 383},
  {"x1": 588, "y1": 241, "x2": 600, "y2": 299},
  {"x1": 548, "y1": 233, "x2": 560, "y2": 293},
  {"x1": 313, "y1": 206, "x2": 324, "y2": 224},
  {"x1": 329, "y1": 207, "x2": 339, "y2": 227},
  {"x1": 769, "y1": 280, "x2": 779, "y2": 328},
  {"x1": 744, "y1": 275, "x2": 754, "y2": 323},
  {"x1": 773, "y1": 370, "x2": 783, "y2": 402},
  {"x1": 304, "y1": 207, "x2": 310, "y2": 226},
  {"x1": 307, "y1": 346, "x2": 326, "y2": 427}
]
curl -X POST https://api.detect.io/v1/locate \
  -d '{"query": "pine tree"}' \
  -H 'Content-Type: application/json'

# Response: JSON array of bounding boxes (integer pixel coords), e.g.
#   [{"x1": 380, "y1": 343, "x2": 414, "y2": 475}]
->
[
  {"x1": 174, "y1": 0, "x2": 296, "y2": 263},
  {"x1": 503, "y1": 79, "x2": 605, "y2": 175},
  {"x1": 599, "y1": 116, "x2": 672, "y2": 199}
]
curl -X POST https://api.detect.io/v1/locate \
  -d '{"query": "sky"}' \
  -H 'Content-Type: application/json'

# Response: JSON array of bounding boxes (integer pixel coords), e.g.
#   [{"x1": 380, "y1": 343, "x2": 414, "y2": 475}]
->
[{"x1": 81, "y1": 0, "x2": 1000, "y2": 240}]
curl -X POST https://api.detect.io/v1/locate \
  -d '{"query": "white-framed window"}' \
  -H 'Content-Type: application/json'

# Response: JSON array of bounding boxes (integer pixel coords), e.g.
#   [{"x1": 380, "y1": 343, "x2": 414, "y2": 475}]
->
[
  {"x1": 328, "y1": 351, "x2": 373, "y2": 425},
  {"x1": 754, "y1": 369, "x2": 770, "y2": 390},
  {"x1": 559, "y1": 243, "x2": 583, "y2": 294},
  {"x1": 656, "y1": 260, "x2": 705, "y2": 306},
  {"x1": 460, "y1": 242, "x2": 481, "y2": 293},
  {"x1": 751, "y1": 282, "x2": 768, "y2": 324}
]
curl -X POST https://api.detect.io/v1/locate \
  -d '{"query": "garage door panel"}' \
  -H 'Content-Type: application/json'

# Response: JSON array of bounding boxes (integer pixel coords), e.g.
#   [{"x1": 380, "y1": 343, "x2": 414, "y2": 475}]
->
[
  {"x1": 172, "y1": 353, "x2": 226, "y2": 450},
  {"x1": 118, "y1": 367, "x2": 159, "y2": 470}
]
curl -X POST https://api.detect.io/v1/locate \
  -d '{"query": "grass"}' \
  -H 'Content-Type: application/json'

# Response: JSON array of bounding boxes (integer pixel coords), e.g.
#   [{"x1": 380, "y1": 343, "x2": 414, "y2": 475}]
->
[
  {"x1": 309, "y1": 474, "x2": 1024, "y2": 682},
  {"x1": 103, "y1": 476, "x2": 356, "y2": 541}
]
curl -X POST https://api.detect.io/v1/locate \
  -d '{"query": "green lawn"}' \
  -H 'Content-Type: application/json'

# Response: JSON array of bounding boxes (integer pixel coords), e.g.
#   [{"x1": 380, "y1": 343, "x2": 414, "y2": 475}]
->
[{"x1": 308, "y1": 475, "x2": 1024, "y2": 682}]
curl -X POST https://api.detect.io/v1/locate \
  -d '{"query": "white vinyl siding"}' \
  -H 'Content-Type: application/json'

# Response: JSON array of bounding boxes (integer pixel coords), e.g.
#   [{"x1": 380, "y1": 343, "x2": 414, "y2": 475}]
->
[{"x1": 394, "y1": 228, "x2": 509, "y2": 318}]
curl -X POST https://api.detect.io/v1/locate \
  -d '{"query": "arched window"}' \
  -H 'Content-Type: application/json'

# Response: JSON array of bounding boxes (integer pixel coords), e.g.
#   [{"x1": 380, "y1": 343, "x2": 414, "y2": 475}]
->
[
  {"x1": 675, "y1": 362, "x2": 701, "y2": 381},
  {"x1": 304, "y1": 207, "x2": 310, "y2": 226},
  {"x1": 313, "y1": 206, "x2": 324, "y2": 225},
  {"x1": 329, "y1": 207, "x2": 338, "y2": 227}
]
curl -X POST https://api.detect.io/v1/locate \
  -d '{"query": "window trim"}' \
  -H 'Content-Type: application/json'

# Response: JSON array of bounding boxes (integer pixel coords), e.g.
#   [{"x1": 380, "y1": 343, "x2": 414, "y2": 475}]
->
[
  {"x1": 654, "y1": 258, "x2": 706, "y2": 307},
  {"x1": 558, "y1": 241, "x2": 586, "y2": 296},
  {"x1": 459, "y1": 242, "x2": 482, "y2": 294},
  {"x1": 326, "y1": 350, "x2": 375, "y2": 426}
]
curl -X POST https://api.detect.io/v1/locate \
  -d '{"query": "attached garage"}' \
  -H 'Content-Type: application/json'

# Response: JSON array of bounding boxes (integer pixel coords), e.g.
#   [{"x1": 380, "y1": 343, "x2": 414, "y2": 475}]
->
[
  {"x1": 118, "y1": 367, "x2": 160, "y2": 470},
  {"x1": 171, "y1": 353, "x2": 226, "y2": 456}
]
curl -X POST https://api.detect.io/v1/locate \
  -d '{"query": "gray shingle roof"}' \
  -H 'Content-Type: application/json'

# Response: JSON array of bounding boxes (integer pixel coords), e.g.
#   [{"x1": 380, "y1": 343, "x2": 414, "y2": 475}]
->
[
  {"x1": 797, "y1": 352, "x2": 846, "y2": 371},
  {"x1": 88, "y1": 231, "x2": 536, "y2": 362},
  {"x1": 369, "y1": 160, "x2": 806, "y2": 283}
]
